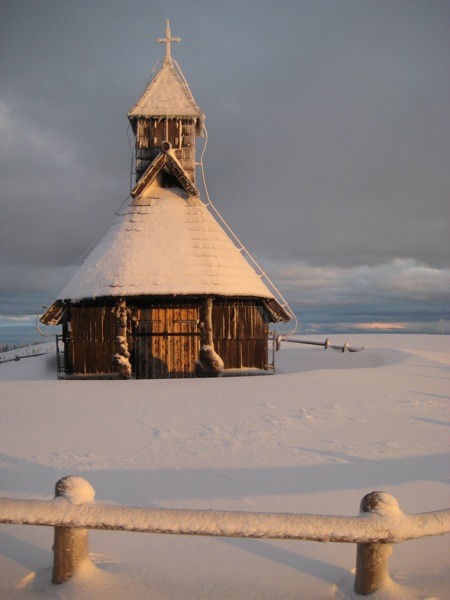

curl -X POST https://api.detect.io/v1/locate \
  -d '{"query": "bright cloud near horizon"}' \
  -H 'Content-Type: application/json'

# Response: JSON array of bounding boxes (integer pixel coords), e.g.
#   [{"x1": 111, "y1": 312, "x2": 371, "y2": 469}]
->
[{"x1": 0, "y1": 0, "x2": 449, "y2": 337}]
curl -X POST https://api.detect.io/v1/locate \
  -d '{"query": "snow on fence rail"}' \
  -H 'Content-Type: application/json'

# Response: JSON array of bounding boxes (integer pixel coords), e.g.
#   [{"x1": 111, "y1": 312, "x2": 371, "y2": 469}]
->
[{"x1": 1, "y1": 477, "x2": 449, "y2": 595}]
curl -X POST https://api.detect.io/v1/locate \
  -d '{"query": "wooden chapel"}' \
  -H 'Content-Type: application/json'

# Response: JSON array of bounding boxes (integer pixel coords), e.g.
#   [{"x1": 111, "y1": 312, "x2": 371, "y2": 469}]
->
[{"x1": 40, "y1": 21, "x2": 290, "y2": 379}]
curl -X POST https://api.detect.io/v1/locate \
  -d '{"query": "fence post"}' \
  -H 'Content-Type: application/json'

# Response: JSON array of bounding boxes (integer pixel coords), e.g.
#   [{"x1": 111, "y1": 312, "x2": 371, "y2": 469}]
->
[
  {"x1": 52, "y1": 476, "x2": 94, "y2": 584},
  {"x1": 354, "y1": 491, "x2": 393, "y2": 595}
]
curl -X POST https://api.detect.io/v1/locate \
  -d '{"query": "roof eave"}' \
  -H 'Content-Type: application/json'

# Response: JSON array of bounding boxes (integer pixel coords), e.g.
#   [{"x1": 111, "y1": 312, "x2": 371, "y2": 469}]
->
[
  {"x1": 127, "y1": 112, "x2": 205, "y2": 136},
  {"x1": 263, "y1": 299, "x2": 292, "y2": 323},
  {"x1": 40, "y1": 301, "x2": 65, "y2": 326},
  {"x1": 42, "y1": 296, "x2": 291, "y2": 326}
]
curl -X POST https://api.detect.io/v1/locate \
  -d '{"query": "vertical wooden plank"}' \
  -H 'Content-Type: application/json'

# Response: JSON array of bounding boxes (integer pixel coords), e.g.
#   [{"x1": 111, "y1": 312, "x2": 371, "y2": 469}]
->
[
  {"x1": 136, "y1": 308, "x2": 141, "y2": 380},
  {"x1": 159, "y1": 307, "x2": 163, "y2": 378},
  {"x1": 133, "y1": 308, "x2": 139, "y2": 379},
  {"x1": 194, "y1": 305, "x2": 200, "y2": 376},
  {"x1": 143, "y1": 308, "x2": 148, "y2": 380},
  {"x1": 190, "y1": 306, "x2": 196, "y2": 377},
  {"x1": 195, "y1": 305, "x2": 201, "y2": 375},
  {"x1": 139, "y1": 308, "x2": 144, "y2": 380},
  {"x1": 167, "y1": 306, "x2": 172, "y2": 378},
  {"x1": 157, "y1": 307, "x2": 165, "y2": 379},
  {"x1": 175, "y1": 307, "x2": 182, "y2": 377},
  {"x1": 170, "y1": 308, "x2": 175, "y2": 379},
  {"x1": 176, "y1": 307, "x2": 182, "y2": 377},
  {"x1": 151, "y1": 307, "x2": 157, "y2": 379},
  {"x1": 163, "y1": 308, "x2": 170, "y2": 379},
  {"x1": 150, "y1": 307, "x2": 155, "y2": 379},
  {"x1": 185, "y1": 307, "x2": 191, "y2": 377},
  {"x1": 191, "y1": 306, "x2": 196, "y2": 377},
  {"x1": 137, "y1": 311, "x2": 141, "y2": 380},
  {"x1": 152, "y1": 307, "x2": 158, "y2": 379},
  {"x1": 172, "y1": 306, "x2": 177, "y2": 377},
  {"x1": 144, "y1": 309, "x2": 149, "y2": 379},
  {"x1": 186, "y1": 308, "x2": 191, "y2": 377},
  {"x1": 182, "y1": 307, "x2": 187, "y2": 377},
  {"x1": 149, "y1": 308, "x2": 155, "y2": 379},
  {"x1": 172, "y1": 307, "x2": 178, "y2": 378},
  {"x1": 146, "y1": 308, "x2": 150, "y2": 379},
  {"x1": 91, "y1": 309, "x2": 96, "y2": 373},
  {"x1": 154, "y1": 306, "x2": 159, "y2": 379},
  {"x1": 181, "y1": 308, "x2": 187, "y2": 377}
]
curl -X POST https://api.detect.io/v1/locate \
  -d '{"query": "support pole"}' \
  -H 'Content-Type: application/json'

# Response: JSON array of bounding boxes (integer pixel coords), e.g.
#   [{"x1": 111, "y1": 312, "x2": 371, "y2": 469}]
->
[
  {"x1": 195, "y1": 297, "x2": 224, "y2": 377},
  {"x1": 52, "y1": 477, "x2": 94, "y2": 584},
  {"x1": 354, "y1": 491, "x2": 393, "y2": 595}
]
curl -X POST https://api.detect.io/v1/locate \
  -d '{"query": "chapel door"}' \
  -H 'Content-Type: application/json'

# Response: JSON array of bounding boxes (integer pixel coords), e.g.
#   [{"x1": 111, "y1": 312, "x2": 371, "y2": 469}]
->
[{"x1": 133, "y1": 306, "x2": 200, "y2": 379}]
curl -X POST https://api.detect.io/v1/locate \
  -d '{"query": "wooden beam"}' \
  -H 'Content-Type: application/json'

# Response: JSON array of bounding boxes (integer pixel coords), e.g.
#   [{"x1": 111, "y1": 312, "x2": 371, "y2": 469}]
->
[{"x1": 131, "y1": 148, "x2": 199, "y2": 198}]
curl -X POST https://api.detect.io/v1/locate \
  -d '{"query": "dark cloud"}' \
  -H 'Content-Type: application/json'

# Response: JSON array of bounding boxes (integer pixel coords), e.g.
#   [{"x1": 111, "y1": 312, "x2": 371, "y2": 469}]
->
[{"x1": 0, "y1": 0, "x2": 449, "y2": 334}]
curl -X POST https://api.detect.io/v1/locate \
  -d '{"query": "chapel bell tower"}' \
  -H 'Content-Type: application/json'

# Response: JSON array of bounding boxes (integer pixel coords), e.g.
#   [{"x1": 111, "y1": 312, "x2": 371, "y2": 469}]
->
[{"x1": 127, "y1": 20, "x2": 205, "y2": 185}]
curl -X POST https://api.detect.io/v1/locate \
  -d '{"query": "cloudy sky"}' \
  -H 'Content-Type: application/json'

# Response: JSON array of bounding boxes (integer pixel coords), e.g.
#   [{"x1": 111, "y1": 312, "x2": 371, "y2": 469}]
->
[{"x1": 1, "y1": 0, "x2": 449, "y2": 341}]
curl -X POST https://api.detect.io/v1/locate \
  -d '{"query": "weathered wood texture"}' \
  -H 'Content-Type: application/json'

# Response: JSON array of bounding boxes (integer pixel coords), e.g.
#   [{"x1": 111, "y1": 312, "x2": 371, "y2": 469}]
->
[
  {"x1": 133, "y1": 305, "x2": 200, "y2": 379},
  {"x1": 62, "y1": 299, "x2": 271, "y2": 378},
  {"x1": 131, "y1": 151, "x2": 199, "y2": 199},
  {"x1": 135, "y1": 117, "x2": 196, "y2": 182},
  {"x1": 213, "y1": 301, "x2": 269, "y2": 370},
  {"x1": 66, "y1": 307, "x2": 117, "y2": 375}
]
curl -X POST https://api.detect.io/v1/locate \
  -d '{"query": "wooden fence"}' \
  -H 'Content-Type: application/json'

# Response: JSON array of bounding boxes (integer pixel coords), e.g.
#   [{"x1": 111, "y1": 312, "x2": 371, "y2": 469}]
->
[{"x1": 1, "y1": 476, "x2": 449, "y2": 595}]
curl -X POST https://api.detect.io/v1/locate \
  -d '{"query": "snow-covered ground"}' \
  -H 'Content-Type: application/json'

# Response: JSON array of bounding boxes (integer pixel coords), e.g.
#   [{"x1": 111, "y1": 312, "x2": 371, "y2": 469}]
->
[{"x1": 0, "y1": 334, "x2": 449, "y2": 599}]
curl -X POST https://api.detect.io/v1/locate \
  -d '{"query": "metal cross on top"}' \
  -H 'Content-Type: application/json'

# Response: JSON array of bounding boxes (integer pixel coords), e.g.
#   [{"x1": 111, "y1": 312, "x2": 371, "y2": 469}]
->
[{"x1": 156, "y1": 19, "x2": 181, "y2": 64}]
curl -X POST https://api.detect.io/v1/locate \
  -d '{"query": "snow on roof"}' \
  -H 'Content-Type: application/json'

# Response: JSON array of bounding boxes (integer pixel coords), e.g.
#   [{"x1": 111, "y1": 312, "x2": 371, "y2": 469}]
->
[
  {"x1": 57, "y1": 186, "x2": 275, "y2": 302},
  {"x1": 127, "y1": 59, "x2": 205, "y2": 124}
]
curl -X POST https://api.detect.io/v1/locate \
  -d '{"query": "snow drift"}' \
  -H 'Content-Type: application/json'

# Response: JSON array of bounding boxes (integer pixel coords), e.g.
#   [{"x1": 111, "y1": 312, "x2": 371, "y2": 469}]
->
[{"x1": 0, "y1": 334, "x2": 449, "y2": 599}]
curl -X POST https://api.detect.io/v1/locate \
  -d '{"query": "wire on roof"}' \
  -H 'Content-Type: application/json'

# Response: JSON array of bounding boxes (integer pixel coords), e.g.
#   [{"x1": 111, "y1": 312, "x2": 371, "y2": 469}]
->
[
  {"x1": 195, "y1": 120, "x2": 298, "y2": 334},
  {"x1": 126, "y1": 124, "x2": 135, "y2": 193},
  {"x1": 173, "y1": 50, "x2": 299, "y2": 335}
]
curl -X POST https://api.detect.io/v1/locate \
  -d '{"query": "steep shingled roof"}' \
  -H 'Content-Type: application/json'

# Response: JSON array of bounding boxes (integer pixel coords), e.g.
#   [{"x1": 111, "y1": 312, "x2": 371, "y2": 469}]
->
[
  {"x1": 127, "y1": 59, "x2": 205, "y2": 128},
  {"x1": 56, "y1": 185, "x2": 276, "y2": 302}
]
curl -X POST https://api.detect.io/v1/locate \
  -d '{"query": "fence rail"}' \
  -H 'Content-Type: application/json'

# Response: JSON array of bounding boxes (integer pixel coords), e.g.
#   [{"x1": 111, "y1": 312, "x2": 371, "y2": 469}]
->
[{"x1": 1, "y1": 476, "x2": 449, "y2": 595}]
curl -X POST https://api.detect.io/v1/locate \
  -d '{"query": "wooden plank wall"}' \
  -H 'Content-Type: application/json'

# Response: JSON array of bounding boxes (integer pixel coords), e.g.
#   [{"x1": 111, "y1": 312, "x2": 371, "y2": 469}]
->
[
  {"x1": 64, "y1": 300, "x2": 269, "y2": 378},
  {"x1": 133, "y1": 306, "x2": 200, "y2": 379},
  {"x1": 67, "y1": 307, "x2": 117, "y2": 375},
  {"x1": 135, "y1": 118, "x2": 196, "y2": 182},
  {"x1": 213, "y1": 301, "x2": 269, "y2": 370}
]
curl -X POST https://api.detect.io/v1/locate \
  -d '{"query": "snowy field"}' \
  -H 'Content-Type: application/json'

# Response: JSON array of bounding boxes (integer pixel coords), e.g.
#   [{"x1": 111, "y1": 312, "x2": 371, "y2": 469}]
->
[{"x1": 0, "y1": 334, "x2": 449, "y2": 599}]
